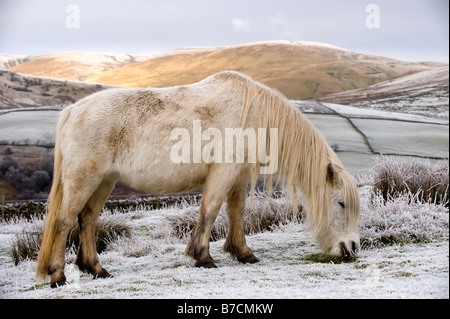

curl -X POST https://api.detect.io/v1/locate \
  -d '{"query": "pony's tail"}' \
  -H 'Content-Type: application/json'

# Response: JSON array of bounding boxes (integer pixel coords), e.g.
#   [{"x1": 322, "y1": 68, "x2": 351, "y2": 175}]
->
[{"x1": 36, "y1": 110, "x2": 69, "y2": 280}]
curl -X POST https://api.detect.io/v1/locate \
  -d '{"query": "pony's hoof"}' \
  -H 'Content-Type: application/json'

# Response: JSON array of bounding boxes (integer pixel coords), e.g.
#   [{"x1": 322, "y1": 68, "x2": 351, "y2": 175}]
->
[
  {"x1": 50, "y1": 271, "x2": 66, "y2": 288},
  {"x1": 238, "y1": 254, "x2": 260, "y2": 264},
  {"x1": 50, "y1": 278, "x2": 66, "y2": 288},
  {"x1": 93, "y1": 268, "x2": 113, "y2": 279},
  {"x1": 195, "y1": 261, "x2": 218, "y2": 268}
]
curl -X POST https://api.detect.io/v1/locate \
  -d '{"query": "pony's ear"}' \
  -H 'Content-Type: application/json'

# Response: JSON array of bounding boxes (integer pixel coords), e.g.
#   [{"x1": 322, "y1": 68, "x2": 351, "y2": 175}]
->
[{"x1": 326, "y1": 163, "x2": 337, "y2": 184}]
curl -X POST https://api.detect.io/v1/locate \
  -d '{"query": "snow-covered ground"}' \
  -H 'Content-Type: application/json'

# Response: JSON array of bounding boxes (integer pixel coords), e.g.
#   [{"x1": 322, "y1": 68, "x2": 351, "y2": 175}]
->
[
  {"x1": 0, "y1": 110, "x2": 59, "y2": 146},
  {"x1": 0, "y1": 189, "x2": 448, "y2": 299}
]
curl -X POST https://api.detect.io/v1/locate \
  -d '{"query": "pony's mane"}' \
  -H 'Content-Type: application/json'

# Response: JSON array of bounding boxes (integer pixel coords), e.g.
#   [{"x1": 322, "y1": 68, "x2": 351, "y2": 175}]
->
[{"x1": 212, "y1": 71, "x2": 359, "y2": 236}]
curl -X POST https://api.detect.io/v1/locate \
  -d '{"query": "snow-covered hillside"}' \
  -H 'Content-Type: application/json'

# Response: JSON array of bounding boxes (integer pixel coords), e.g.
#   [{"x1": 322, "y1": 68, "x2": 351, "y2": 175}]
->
[
  {"x1": 320, "y1": 66, "x2": 449, "y2": 120},
  {"x1": 8, "y1": 51, "x2": 154, "y2": 81},
  {"x1": 0, "y1": 54, "x2": 31, "y2": 69}
]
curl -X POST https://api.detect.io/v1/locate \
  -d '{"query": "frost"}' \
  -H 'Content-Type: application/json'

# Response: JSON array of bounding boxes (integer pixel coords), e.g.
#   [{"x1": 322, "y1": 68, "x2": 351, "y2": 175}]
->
[{"x1": 0, "y1": 189, "x2": 448, "y2": 299}]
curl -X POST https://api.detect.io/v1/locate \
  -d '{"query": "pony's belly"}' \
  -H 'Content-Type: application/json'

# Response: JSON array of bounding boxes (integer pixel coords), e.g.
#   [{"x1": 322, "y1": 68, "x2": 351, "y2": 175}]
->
[{"x1": 116, "y1": 162, "x2": 208, "y2": 194}]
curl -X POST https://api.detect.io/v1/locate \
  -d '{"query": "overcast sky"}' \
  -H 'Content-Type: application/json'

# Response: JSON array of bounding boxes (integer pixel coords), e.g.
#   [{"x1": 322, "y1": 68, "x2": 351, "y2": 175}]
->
[{"x1": 0, "y1": 0, "x2": 448, "y2": 62}]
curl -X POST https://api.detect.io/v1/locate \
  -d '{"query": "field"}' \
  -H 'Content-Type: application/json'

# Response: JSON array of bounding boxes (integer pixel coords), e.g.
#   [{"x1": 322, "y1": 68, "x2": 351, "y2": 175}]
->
[
  {"x1": 0, "y1": 110, "x2": 59, "y2": 147},
  {"x1": 0, "y1": 186, "x2": 448, "y2": 298}
]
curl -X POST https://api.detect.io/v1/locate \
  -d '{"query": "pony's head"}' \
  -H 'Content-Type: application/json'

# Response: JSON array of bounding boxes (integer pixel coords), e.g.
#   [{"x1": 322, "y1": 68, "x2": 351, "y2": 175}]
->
[{"x1": 311, "y1": 162, "x2": 361, "y2": 259}]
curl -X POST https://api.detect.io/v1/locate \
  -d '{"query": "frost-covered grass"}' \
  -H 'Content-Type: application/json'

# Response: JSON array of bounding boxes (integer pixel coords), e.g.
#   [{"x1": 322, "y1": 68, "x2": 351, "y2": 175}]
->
[
  {"x1": 9, "y1": 213, "x2": 131, "y2": 266},
  {"x1": 359, "y1": 187, "x2": 449, "y2": 248},
  {"x1": 372, "y1": 156, "x2": 449, "y2": 206},
  {"x1": 0, "y1": 188, "x2": 448, "y2": 299},
  {"x1": 169, "y1": 192, "x2": 302, "y2": 241}
]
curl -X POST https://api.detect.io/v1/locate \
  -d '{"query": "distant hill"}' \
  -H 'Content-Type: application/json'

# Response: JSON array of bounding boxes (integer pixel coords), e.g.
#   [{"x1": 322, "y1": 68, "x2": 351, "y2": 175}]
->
[
  {"x1": 4, "y1": 41, "x2": 446, "y2": 101},
  {"x1": 82, "y1": 41, "x2": 445, "y2": 99},
  {"x1": 8, "y1": 52, "x2": 154, "y2": 81},
  {"x1": 0, "y1": 54, "x2": 31, "y2": 69}
]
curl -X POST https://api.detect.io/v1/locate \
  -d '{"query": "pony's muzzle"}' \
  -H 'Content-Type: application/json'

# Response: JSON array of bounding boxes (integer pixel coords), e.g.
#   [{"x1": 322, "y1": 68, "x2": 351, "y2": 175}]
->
[{"x1": 339, "y1": 241, "x2": 359, "y2": 259}]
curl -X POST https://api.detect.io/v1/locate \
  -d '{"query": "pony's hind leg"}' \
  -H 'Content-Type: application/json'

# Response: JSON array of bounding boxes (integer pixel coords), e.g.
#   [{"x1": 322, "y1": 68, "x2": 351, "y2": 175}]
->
[
  {"x1": 47, "y1": 207, "x2": 77, "y2": 288},
  {"x1": 75, "y1": 178, "x2": 116, "y2": 279},
  {"x1": 48, "y1": 178, "x2": 103, "y2": 288},
  {"x1": 185, "y1": 167, "x2": 234, "y2": 268},
  {"x1": 186, "y1": 191, "x2": 225, "y2": 268},
  {"x1": 223, "y1": 182, "x2": 259, "y2": 264}
]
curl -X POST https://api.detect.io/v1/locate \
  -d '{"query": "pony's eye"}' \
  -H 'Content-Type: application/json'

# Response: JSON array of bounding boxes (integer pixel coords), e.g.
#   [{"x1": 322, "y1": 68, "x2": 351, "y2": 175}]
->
[{"x1": 339, "y1": 202, "x2": 345, "y2": 209}]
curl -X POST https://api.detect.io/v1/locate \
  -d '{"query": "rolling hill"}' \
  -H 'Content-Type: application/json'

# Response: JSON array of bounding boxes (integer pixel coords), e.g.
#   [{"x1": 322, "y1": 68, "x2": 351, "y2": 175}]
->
[
  {"x1": 5, "y1": 42, "x2": 445, "y2": 100},
  {"x1": 82, "y1": 41, "x2": 444, "y2": 99}
]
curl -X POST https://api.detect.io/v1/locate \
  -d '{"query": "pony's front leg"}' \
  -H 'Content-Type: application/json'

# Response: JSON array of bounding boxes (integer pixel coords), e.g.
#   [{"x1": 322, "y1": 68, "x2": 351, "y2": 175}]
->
[{"x1": 186, "y1": 189, "x2": 225, "y2": 268}]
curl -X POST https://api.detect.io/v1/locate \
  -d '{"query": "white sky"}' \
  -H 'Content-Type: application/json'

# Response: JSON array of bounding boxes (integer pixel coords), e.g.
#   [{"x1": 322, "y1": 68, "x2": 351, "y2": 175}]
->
[{"x1": 0, "y1": 0, "x2": 448, "y2": 62}]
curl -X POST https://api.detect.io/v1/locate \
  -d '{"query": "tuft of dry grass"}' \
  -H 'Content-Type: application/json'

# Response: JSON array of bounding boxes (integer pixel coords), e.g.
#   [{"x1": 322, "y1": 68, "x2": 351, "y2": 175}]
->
[
  {"x1": 10, "y1": 213, "x2": 131, "y2": 266},
  {"x1": 10, "y1": 219, "x2": 42, "y2": 266},
  {"x1": 372, "y1": 155, "x2": 449, "y2": 206}
]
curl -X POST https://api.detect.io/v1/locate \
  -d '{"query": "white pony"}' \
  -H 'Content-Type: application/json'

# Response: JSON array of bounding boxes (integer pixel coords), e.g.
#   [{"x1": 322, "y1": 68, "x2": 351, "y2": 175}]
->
[{"x1": 36, "y1": 71, "x2": 360, "y2": 288}]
